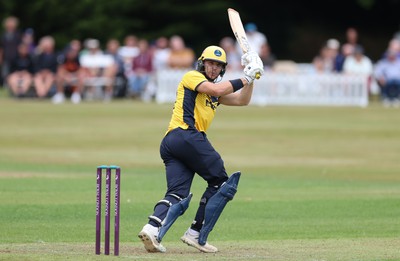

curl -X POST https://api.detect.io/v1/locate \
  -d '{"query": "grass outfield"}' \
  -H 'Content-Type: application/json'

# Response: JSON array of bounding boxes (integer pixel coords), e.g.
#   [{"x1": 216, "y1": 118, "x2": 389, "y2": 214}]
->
[{"x1": 0, "y1": 95, "x2": 399, "y2": 261}]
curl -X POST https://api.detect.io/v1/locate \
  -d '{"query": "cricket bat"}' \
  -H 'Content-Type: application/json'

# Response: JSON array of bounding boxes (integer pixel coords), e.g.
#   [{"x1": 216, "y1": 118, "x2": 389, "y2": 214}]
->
[{"x1": 227, "y1": 8, "x2": 261, "y2": 79}]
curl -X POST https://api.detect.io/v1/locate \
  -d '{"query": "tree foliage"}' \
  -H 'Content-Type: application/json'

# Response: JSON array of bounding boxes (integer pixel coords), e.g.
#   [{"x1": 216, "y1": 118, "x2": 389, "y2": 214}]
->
[
  {"x1": 1, "y1": 0, "x2": 399, "y2": 61},
  {"x1": 0, "y1": 0, "x2": 235, "y2": 54}
]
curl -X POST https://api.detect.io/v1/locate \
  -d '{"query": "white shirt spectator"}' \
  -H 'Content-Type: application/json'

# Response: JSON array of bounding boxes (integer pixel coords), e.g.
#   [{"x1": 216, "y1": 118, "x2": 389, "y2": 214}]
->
[
  {"x1": 118, "y1": 45, "x2": 139, "y2": 60},
  {"x1": 236, "y1": 23, "x2": 267, "y2": 55},
  {"x1": 343, "y1": 45, "x2": 374, "y2": 93},
  {"x1": 80, "y1": 51, "x2": 114, "y2": 68},
  {"x1": 152, "y1": 37, "x2": 170, "y2": 71},
  {"x1": 343, "y1": 46, "x2": 373, "y2": 76},
  {"x1": 80, "y1": 39, "x2": 114, "y2": 68},
  {"x1": 343, "y1": 55, "x2": 373, "y2": 75}
]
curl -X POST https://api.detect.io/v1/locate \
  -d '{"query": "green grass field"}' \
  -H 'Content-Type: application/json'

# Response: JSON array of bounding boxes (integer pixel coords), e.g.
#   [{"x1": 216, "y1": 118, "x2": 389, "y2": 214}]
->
[{"x1": 0, "y1": 93, "x2": 399, "y2": 261}]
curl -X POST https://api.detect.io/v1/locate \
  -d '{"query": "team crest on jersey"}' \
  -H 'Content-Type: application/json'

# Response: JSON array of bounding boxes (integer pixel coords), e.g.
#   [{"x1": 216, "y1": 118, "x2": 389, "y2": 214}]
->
[{"x1": 214, "y1": 49, "x2": 222, "y2": 57}]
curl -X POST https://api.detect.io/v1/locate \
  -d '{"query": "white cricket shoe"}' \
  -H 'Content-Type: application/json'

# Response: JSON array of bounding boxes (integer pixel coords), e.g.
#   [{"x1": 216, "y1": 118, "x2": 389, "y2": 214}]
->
[
  {"x1": 180, "y1": 228, "x2": 218, "y2": 253},
  {"x1": 138, "y1": 224, "x2": 166, "y2": 253},
  {"x1": 71, "y1": 92, "x2": 81, "y2": 104},
  {"x1": 52, "y1": 92, "x2": 65, "y2": 104}
]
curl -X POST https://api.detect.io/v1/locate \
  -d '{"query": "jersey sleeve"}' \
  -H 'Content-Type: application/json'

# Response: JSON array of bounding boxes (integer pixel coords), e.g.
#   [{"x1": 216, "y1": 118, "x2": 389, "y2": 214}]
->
[{"x1": 181, "y1": 70, "x2": 207, "y2": 91}]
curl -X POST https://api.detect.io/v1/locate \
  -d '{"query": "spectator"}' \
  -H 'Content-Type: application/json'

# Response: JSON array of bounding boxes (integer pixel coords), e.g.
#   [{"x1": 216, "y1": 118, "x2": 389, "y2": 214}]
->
[
  {"x1": 168, "y1": 35, "x2": 195, "y2": 69},
  {"x1": 151, "y1": 36, "x2": 170, "y2": 72},
  {"x1": 311, "y1": 55, "x2": 326, "y2": 74},
  {"x1": 21, "y1": 28, "x2": 36, "y2": 55},
  {"x1": 52, "y1": 47, "x2": 84, "y2": 104},
  {"x1": 0, "y1": 16, "x2": 22, "y2": 85},
  {"x1": 105, "y1": 38, "x2": 126, "y2": 98},
  {"x1": 144, "y1": 36, "x2": 170, "y2": 102},
  {"x1": 315, "y1": 38, "x2": 340, "y2": 73},
  {"x1": 345, "y1": 27, "x2": 363, "y2": 50},
  {"x1": 237, "y1": 23, "x2": 267, "y2": 56},
  {"x1": 334, "y1": 43, "x2": 354, "y2": 72},
  {"x1": 105, "y1": 38, "x2": 124, "y2": 75},
  {"x1": 343, "y1": 45, "x2": 373, "y2": 76},
  {"x1": 118, "y1": 34, "x2": 139, "y2": 77},
  {"x1": 374, "y1": 48, "x2": 400, "y2": 107},
  {"x1": 32, "y1": 35, "x2": 58, "y2": 98},
  {"x1": 219, "y1": 36, "x2": 241, "y2": 71},
  {"x1": 343, "y1": 45, "x2": 374, "y2": 94},
  {"x1": 61, "y1": 39, "x2": 82, "y2": 55},
  {"x1": 118, "y1": 34, "x2": 139, "y2": 59},
  {"x1": 259, "y1": 42, "x2": 276, "y2": 71},
  {"x1": 80, "y1": 38, "x2": 117, "y2": 101},
  {"x1": 6, "y1": 43, "x2": 34, "y2": 97},
  {"x1": 127, "y1": 39, "x2": 153, "y2": 99},
  {"x1": 383, "y1": 38, "x2": 400, "y2": 59}
]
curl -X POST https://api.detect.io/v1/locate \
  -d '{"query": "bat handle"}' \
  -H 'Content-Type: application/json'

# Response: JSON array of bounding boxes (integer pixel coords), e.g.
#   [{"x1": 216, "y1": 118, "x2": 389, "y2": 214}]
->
[{"x1": 255, "y1": 72, "x2": 261, "y2": 79}]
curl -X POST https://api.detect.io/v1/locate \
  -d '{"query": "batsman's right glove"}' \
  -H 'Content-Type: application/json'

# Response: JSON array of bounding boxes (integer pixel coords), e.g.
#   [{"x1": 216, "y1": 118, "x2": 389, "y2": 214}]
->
[{"x1": 244, "y1": 61, "x2": 264, "y2": 83}]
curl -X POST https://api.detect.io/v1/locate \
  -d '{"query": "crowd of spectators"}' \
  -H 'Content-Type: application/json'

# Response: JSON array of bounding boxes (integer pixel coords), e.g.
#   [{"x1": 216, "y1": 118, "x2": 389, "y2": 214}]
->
[
  {"x1": 1, "y1": 16, "x2": 400, "y2": 106},
  {"x1": 311, "y1": 27, "x2": 400, "y2": 106},
  {"x1": 0, "y1": 16, "x2": 199, "y2": 104}
]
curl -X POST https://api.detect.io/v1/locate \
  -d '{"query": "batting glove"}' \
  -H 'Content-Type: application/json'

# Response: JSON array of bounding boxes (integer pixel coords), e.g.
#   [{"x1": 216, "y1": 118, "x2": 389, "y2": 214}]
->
[
  {"x1": 241, "y1": 51, "x2": 261, "y2": 67},
  {"x1": 244, "y1": 61, "x2": 264, "y2": 83}
]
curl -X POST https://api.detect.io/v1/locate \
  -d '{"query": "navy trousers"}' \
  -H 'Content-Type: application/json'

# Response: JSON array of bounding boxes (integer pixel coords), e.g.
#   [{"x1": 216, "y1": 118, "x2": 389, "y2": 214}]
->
[
  {"x1": 150, "y1": 127, "x2": 228, "y2": 230},
  {"x1": 382, "y1": 80, "x2": 400, "y2": 100}
]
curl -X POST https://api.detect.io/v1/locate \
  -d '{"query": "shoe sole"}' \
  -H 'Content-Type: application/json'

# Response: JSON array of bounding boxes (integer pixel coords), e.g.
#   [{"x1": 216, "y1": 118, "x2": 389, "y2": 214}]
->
[
  {"x1": 138, "y1": 231, "x2": 166, "y2": 253},
  {"x1": 180, "y1": 236, "x2": 217, "y2": 253}
]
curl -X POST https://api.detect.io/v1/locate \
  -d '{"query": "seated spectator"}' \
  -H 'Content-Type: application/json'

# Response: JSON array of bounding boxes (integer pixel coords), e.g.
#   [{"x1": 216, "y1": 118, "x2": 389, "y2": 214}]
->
[
  {"x1": 32, "y1": 35, "x2": 58, "y2": 98},
  {"x1": 62, "y1": 39, "x2": 82, "y2": 55},
  {"x1": 311, "y1": 55, "x2": 326, "y2": 74},
  {"x1": 127, "y1": 39, "x2": 153, "y2": 99},
  {"x1": 144, "y1": 36, "x2": 170, "y2": 102},
  {"x1": 374, "y1": 48, "x2": 400, "y2": 107},
  {"x1": 219, "y1": 36, "x2": 241, "y2": 71},
  {"x1": 6, "y1": 43, "x2": 34, "y2": 97},
  {"x1": 168, "y1": 35, "x2": 195, "y2": 69},
  {"x1": 343, "y1": 45, "x2": 373, "y2": 76},
  {"x1": 242, "y1": 23, "x2": 267, "y2": 55},
  {"x1": 151, "y1": 36, "x2": 170, "y2": 72},
  {"x1": 118, "y1": 34, "x2": 139, "y2": 60},
  {"x1": 52, "y1": 47, "x2": 85, "y2": 104},
  {"x1": 334, "y1": 43, "x2": 354, "y2": 72},
  {"x1": 80, "y1": 39, "x2": 117, "y2": 101},
  {"x1": 21, "y1": 28, "x2": 36, "y2": 55},
  {"x1": 71, "y1": 39, "x2": 82, "y2": 51},
  {"x1": 343, "y1": 45, "x2": 374, "y2": 94},
  {"x1": 325, "y1": 38, "x2": 340, "y2": 72},
  {"x1": 313, "y1": 39, "x2": 340, "y2": 73},
  {"x1": 105, "y1": 38, "x2": 126, "y2": 97},
  {"x1": 383, "y1": 38, "x2": 400, "y2": 59},
  {"x1": 118, "y1": 34, "x2": 139, "y2": 77}
]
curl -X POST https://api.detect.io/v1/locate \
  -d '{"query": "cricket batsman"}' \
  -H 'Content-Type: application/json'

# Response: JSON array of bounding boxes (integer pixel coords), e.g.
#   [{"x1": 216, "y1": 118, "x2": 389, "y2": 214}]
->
[{"x1": 138, "y1": 45, "x2": 263, "y2": 253}]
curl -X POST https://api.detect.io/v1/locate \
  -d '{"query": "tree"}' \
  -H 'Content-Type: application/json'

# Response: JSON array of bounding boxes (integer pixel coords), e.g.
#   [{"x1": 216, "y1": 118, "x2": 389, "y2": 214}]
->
[{"x1": 1, "y1": 0, "x2": 399, "y2": 62}]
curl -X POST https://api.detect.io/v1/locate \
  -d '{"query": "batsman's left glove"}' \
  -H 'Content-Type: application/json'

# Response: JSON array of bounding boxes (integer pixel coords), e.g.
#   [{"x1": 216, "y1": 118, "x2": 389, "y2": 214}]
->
[{"x1": 241, "y1": 51, "x2": 262, "y2": 67}]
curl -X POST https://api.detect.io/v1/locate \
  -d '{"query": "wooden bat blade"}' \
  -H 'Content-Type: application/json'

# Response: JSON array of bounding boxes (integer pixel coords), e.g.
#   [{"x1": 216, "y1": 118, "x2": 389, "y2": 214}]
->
[
  {"x1": 228, "y1": 8, "x2": 260, "y2": 79},
  {"x1": 227, "y1": 8, "x2": 250, "y2": 53}
]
